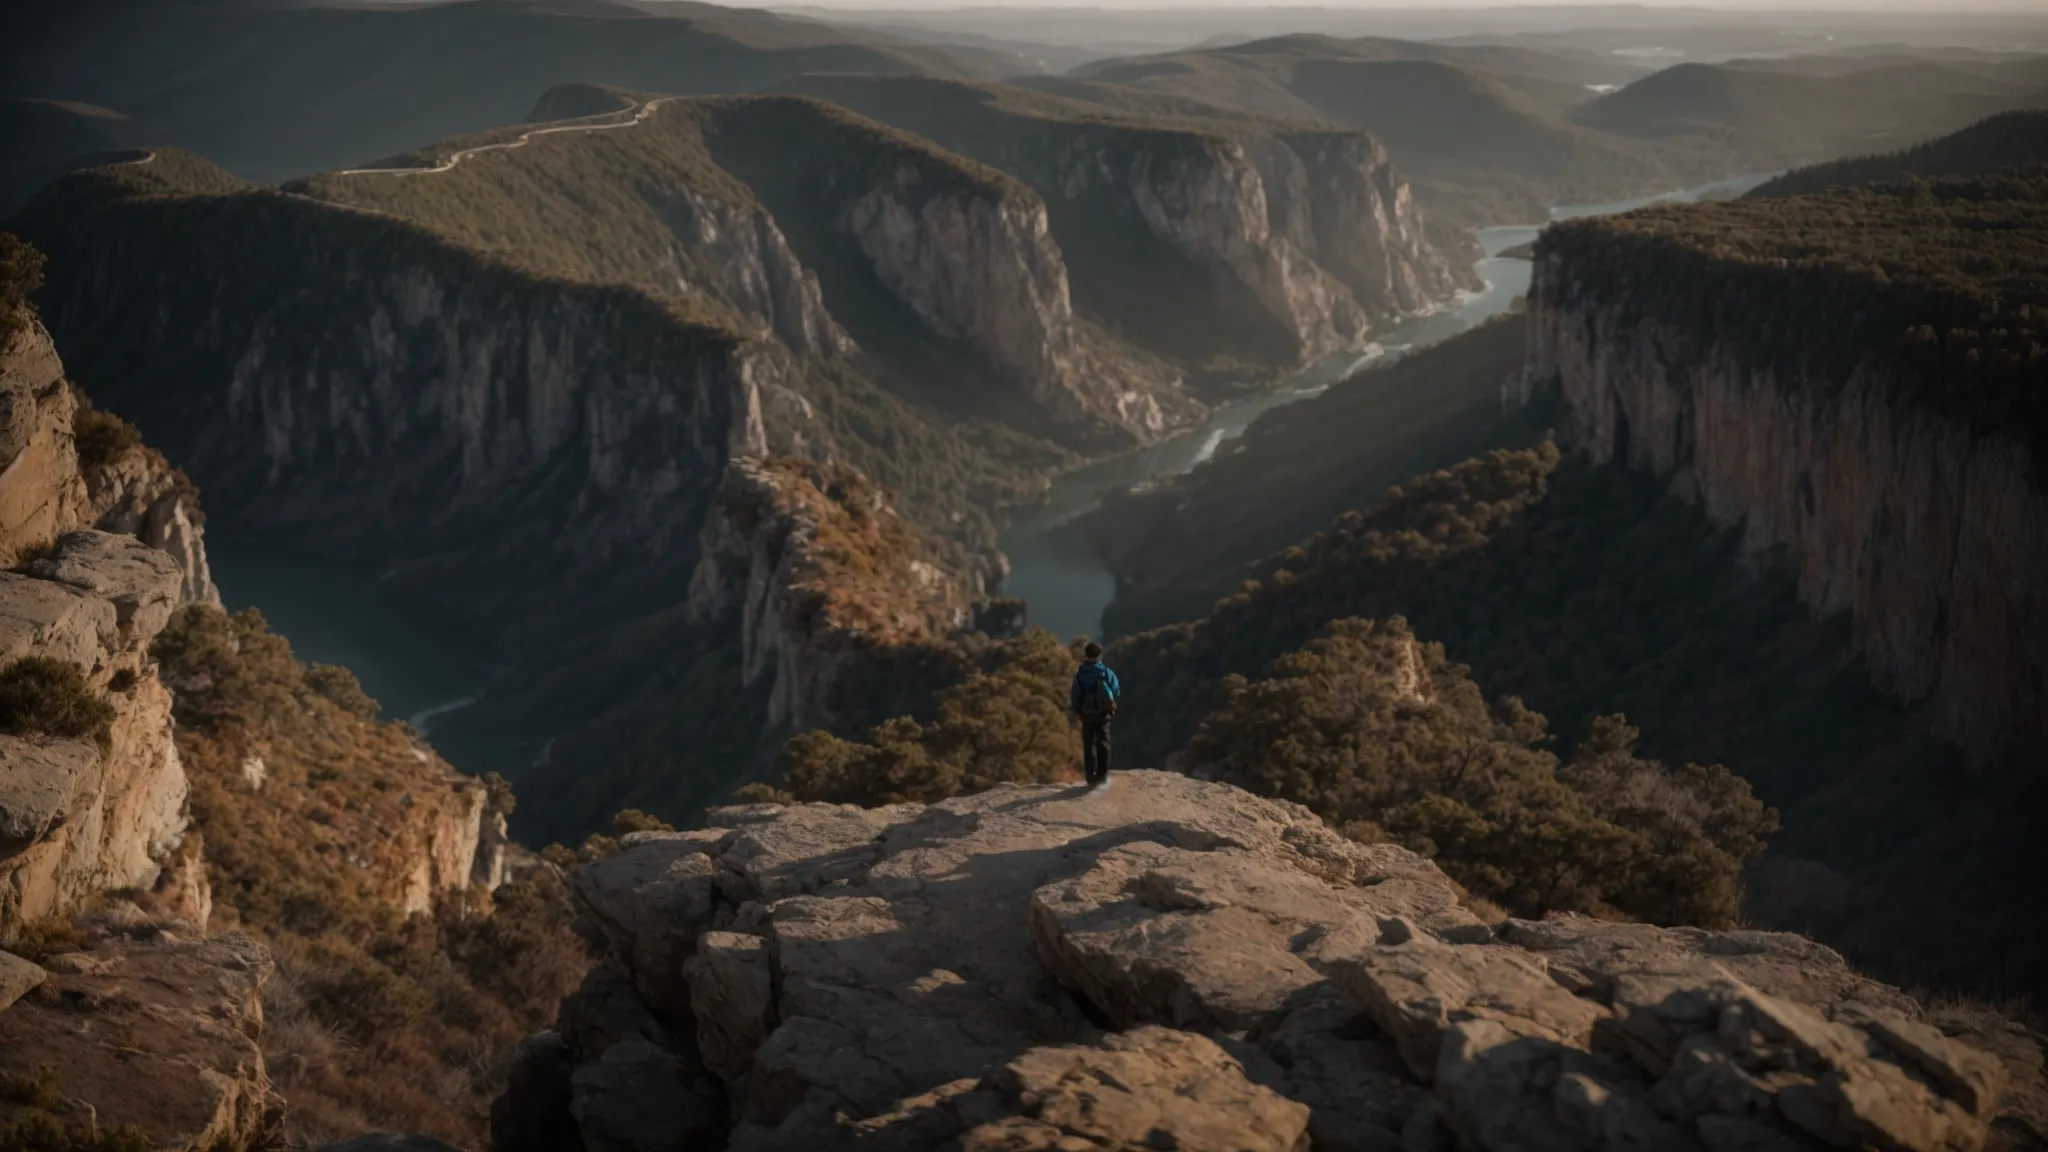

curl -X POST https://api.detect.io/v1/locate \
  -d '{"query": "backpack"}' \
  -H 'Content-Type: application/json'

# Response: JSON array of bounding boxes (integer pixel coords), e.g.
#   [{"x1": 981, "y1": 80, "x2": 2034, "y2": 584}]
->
[{"x1": 1076, "y1": 666, "x2": 1116, "y2": 719}]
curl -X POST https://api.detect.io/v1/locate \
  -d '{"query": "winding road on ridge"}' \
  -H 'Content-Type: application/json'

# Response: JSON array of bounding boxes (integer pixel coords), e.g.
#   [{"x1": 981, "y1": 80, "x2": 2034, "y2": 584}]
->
[{"x1": 331, "y1": 96, "x2": 676, "y2": 178}]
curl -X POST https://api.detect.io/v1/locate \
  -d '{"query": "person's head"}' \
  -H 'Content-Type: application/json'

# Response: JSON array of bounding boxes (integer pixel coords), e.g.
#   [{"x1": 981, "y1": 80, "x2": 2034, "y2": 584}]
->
[{"x1": 1083, "y1": 641, "x2": 1103, "y2": 661}]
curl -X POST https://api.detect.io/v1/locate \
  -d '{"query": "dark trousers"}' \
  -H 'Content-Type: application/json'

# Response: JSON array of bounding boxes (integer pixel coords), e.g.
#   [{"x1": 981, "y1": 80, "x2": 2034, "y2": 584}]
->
[{"x1": 1082, "y1": 719, "x2": 1112, "y2": 783}]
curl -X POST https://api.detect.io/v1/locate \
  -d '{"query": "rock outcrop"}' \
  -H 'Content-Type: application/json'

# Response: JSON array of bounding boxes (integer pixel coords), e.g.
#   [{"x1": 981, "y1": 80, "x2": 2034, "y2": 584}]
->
[
  {"x1": 0, "y1": 530, "x2": 196, "y2": 929},
  {"x1": 500, "y1": 772, "x2": 2045, "y2": 1152},
  {"x1": 660, "y1": 182, "x2": 855, "y2": 363},
  {"x1": 0, "y1": 925, "x2": 277, "y2": 1151},
  {"x1": 844, "y1": 158, "x2": 1175, "y2": 435},
  {"x1": 1523, "y1": 251, "x2": 2047, "y2": 770},
  {"x1": 686, "y1": 457, "x2": 977, "y2": 732},
  {"x1": 0, "y1": 316, "x2": 218, "y2": 603},
  {"x1": 1249, "y1": 129, "x2": 1468, "y2": 319}
]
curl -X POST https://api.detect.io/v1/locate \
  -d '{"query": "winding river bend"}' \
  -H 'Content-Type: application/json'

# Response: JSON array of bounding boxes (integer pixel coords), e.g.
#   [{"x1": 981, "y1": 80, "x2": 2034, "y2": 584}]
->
[{"x1": 997, "y1": 173, "x2": 1776, "y2": 641}]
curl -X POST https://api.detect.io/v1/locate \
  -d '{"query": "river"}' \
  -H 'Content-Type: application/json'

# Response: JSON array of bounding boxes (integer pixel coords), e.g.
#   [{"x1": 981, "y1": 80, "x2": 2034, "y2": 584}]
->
[
  {"x1": 206, "y1": 541, "x2": 496, "y2": 734},
  {"x1": 207, "y1": 172, "x2": 1769, "y2": 724},
  {"x1": 995, "y1": 172, "x2": 1776, "y2": 641}
]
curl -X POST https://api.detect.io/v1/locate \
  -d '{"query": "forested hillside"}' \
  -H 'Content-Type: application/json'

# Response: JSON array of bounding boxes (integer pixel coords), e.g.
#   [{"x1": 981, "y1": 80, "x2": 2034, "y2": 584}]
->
[
  {"x1": 1749, "y1": 110, "x2": 2048, "y2": 196},
  {"x1": 1084, "y1": 313, "x2": 1554, "y2": 636}
]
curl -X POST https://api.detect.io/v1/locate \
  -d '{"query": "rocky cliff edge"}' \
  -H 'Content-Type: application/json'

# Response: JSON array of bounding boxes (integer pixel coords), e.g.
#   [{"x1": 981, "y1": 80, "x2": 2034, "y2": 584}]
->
[{"x1": 497, "y1": 770, "x2": 2046, "y2": 1152}]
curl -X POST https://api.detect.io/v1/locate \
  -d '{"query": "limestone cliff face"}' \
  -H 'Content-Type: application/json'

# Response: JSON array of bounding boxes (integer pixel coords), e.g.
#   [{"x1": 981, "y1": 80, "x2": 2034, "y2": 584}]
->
[
  {"x1": 0, "y1": 320, "x2": 217, "y2": 931},
  {"x1": 1525, "y1": 255, "x2": 2048, "y2": 770},
  {"x1": 686, "y1": 456, "x2": 975, "y2": 732},
  {"x1": 1249, "y1": 130, "x2": 1473, "y2": 318},
  {"x1": 660, "y1": 185, "x2": 853, "y2": 362},
  {"x1": 0, "y1": 531, "x2": 194, "y2": 929},
  {"x1": 0, "y1": 318, "x2": 218, "y2": 603},
  {"x1": 494, "y1": 771, "x2": 2044, "y2": 1152},
  {"x1": 1073, "y1": 132, "x2": 1372, "y2": 365},
  {"x1": 846, "y1": 160, "x2": 1187, "y2": 438},
  {"x1": 0, "y1": 315, "x2": 498, "y2": 933},
  {"x1": 847, "y1": 165, "x2": 1085, "y2": 412},
  {"x1": 765, "y1": 78, "x2": 1469, "y2": 379},
  {"x1": 26, "y1": 206, "x2": 801, "y2": 591}
]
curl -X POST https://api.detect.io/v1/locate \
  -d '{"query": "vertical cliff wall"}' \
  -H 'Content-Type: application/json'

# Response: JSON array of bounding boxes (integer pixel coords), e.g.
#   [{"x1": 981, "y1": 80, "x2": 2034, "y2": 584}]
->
[
  {"x1": 16, "y1": 171, "x2": 798, "y2": 610},
  {"x1": 0, "y1": 318, "x2": 219, "y2": 930},
  {"x1": 1251, "y1": 130, "x2": 1472, "y2": 318},
  {"x1": 0, "y1": 531, "x2": 193, "y2": 928},
  {"x1": 1524, "y1": 249, "x2": 2048, "y2": 770},
  {"x1": 762, "y1": 76, "x2": 1470, "y2": 383},
  {"x1": 692, "y1": 96, "x2": 1191, "y2": 440}
]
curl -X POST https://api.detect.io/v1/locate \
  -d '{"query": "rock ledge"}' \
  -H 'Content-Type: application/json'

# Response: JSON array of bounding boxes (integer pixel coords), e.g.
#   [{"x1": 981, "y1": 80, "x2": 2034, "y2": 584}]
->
[{"x1": 499, "y1": 771, "x2": 2046, "y2": 1152}]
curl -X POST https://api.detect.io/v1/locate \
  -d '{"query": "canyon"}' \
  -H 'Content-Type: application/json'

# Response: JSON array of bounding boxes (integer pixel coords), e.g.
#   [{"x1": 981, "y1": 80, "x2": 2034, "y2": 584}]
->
[
  {"x1": 9, "y1": 82, "x2": 1474, "y2": 840},
  {"x1": 2, "y1": 16, "x2": 2046, "y2": 1150}
]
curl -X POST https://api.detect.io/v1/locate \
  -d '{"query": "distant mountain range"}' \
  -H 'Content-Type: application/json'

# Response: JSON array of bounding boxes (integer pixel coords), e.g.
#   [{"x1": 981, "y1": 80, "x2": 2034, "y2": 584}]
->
[
  {"x1": 0, "y1": 0, "x2": 1042, "y2": 180},
  {"x1": 1047, "y1": 34, "x2": 2048, "y2": 227}
]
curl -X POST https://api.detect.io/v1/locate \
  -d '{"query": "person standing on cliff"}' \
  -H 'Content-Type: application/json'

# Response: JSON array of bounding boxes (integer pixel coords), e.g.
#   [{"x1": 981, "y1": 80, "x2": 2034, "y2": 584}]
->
[{"x1": 1069, "y1": 642, "x2": 1121, "y2": 788}]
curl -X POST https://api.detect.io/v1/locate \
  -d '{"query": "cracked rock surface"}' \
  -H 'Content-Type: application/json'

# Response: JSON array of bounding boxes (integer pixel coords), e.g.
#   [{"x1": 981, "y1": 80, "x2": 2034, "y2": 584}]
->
[
  {"x1": 498, "y1": 771, "x2": 2047, "y2": 1152},
  {"x1": 0, "y1": 929, "x2": 276, "y2": 1151}
]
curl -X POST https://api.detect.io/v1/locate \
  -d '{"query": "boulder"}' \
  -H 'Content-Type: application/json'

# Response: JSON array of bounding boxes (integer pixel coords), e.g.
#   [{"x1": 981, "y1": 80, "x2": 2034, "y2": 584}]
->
[
  {"x1": 1608, "y1": 971, "x2": 2006, "y2": 1152},
  {"x1": 855, "y1": 1026, "x2": 1313, "y2": 1152},
  {"x1": 1242, "y1": 982, "x2": 1430, "y2": 1152},
  {"x1": 1328, "y1": 917, "x2": 1610, "y2": 1081},
  {"x1": 557, "y1": 956, "x2": 675, "y2": 1062},
  {"x1": 0, "y1": 571, "x2": 116, "y2": 672},
  {"x1": 0, "y1": 931, "x2": 276, "y2": 1151},
  {"x1": 28, "y1": 529, "x2": 185, "y2": 647},
  {"x1": 490, "y1": 1030, "x2": 585, "y2": 1152},
  {"x1": 0, "y1": 947, "x2": 45, "y2": 1010},
  {"x1": 569, "y1": 1038, "x2": 724, "y2": 1152},
  {"x1": 0, "y1": 735, "x2": 102, "y2": 856},
  {"x1": 1030, "y1": 840, "x2": 1481, "y2": 1034}
]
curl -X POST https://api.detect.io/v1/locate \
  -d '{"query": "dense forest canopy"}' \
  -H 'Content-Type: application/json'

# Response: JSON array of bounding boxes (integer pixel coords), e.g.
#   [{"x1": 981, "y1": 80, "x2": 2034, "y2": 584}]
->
[
  {"x1": 1748, "y1": 110, "x2": 2048, "y2": 197},
  {"x1": 1538, "y1": 169, "x2": 2048, "y2": 462}
]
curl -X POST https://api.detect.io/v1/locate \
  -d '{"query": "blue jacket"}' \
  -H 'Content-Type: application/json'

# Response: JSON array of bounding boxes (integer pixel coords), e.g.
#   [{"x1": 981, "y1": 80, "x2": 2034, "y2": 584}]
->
[{"x1": 1070, "y1": 660, "x2": 1121, "y2": 716}]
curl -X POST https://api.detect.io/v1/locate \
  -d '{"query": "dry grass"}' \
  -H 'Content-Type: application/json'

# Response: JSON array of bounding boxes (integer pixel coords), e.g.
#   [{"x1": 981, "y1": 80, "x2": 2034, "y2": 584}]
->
[
  {"x1": 750, "y1": 456, "x2": 970, "y2": 647},
  {"x1": 0, "y1": 656, "x2": 116, "y2": 750},
  {"x1": 151, "y1": 606, "x2": 591, "y2": 1146}
]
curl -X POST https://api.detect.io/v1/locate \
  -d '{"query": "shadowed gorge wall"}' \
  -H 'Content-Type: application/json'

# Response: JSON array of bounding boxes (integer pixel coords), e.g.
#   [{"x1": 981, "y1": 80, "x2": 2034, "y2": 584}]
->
[{"x1": 1525, "y1": 174, "x2": 2048, "y2": 772}]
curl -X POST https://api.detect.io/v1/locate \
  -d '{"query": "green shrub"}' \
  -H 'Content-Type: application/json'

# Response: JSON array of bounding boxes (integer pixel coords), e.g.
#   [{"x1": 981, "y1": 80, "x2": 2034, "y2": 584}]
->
[
  {"x1": 0, "y1": 1069, "x2": 60, "y2": 1110},
  {"x1": 0, "y1": 657, "x2": 116, "y2": 751},
  {"x1": 70, "y1": 404, "x2": 142, "y2": 473},
  {"x1": 305, "y1": 663, "x2": 378, "y2": 719},
  {"x1": 1186, "y1": 617, "x2": 1778, "y2": 927},
  {"x1": 772, "y1": 630, "x2": 1082, "y2": 806},
  {"x1": 609, "y1": 808, "x2": 673, "y2": 836}
]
